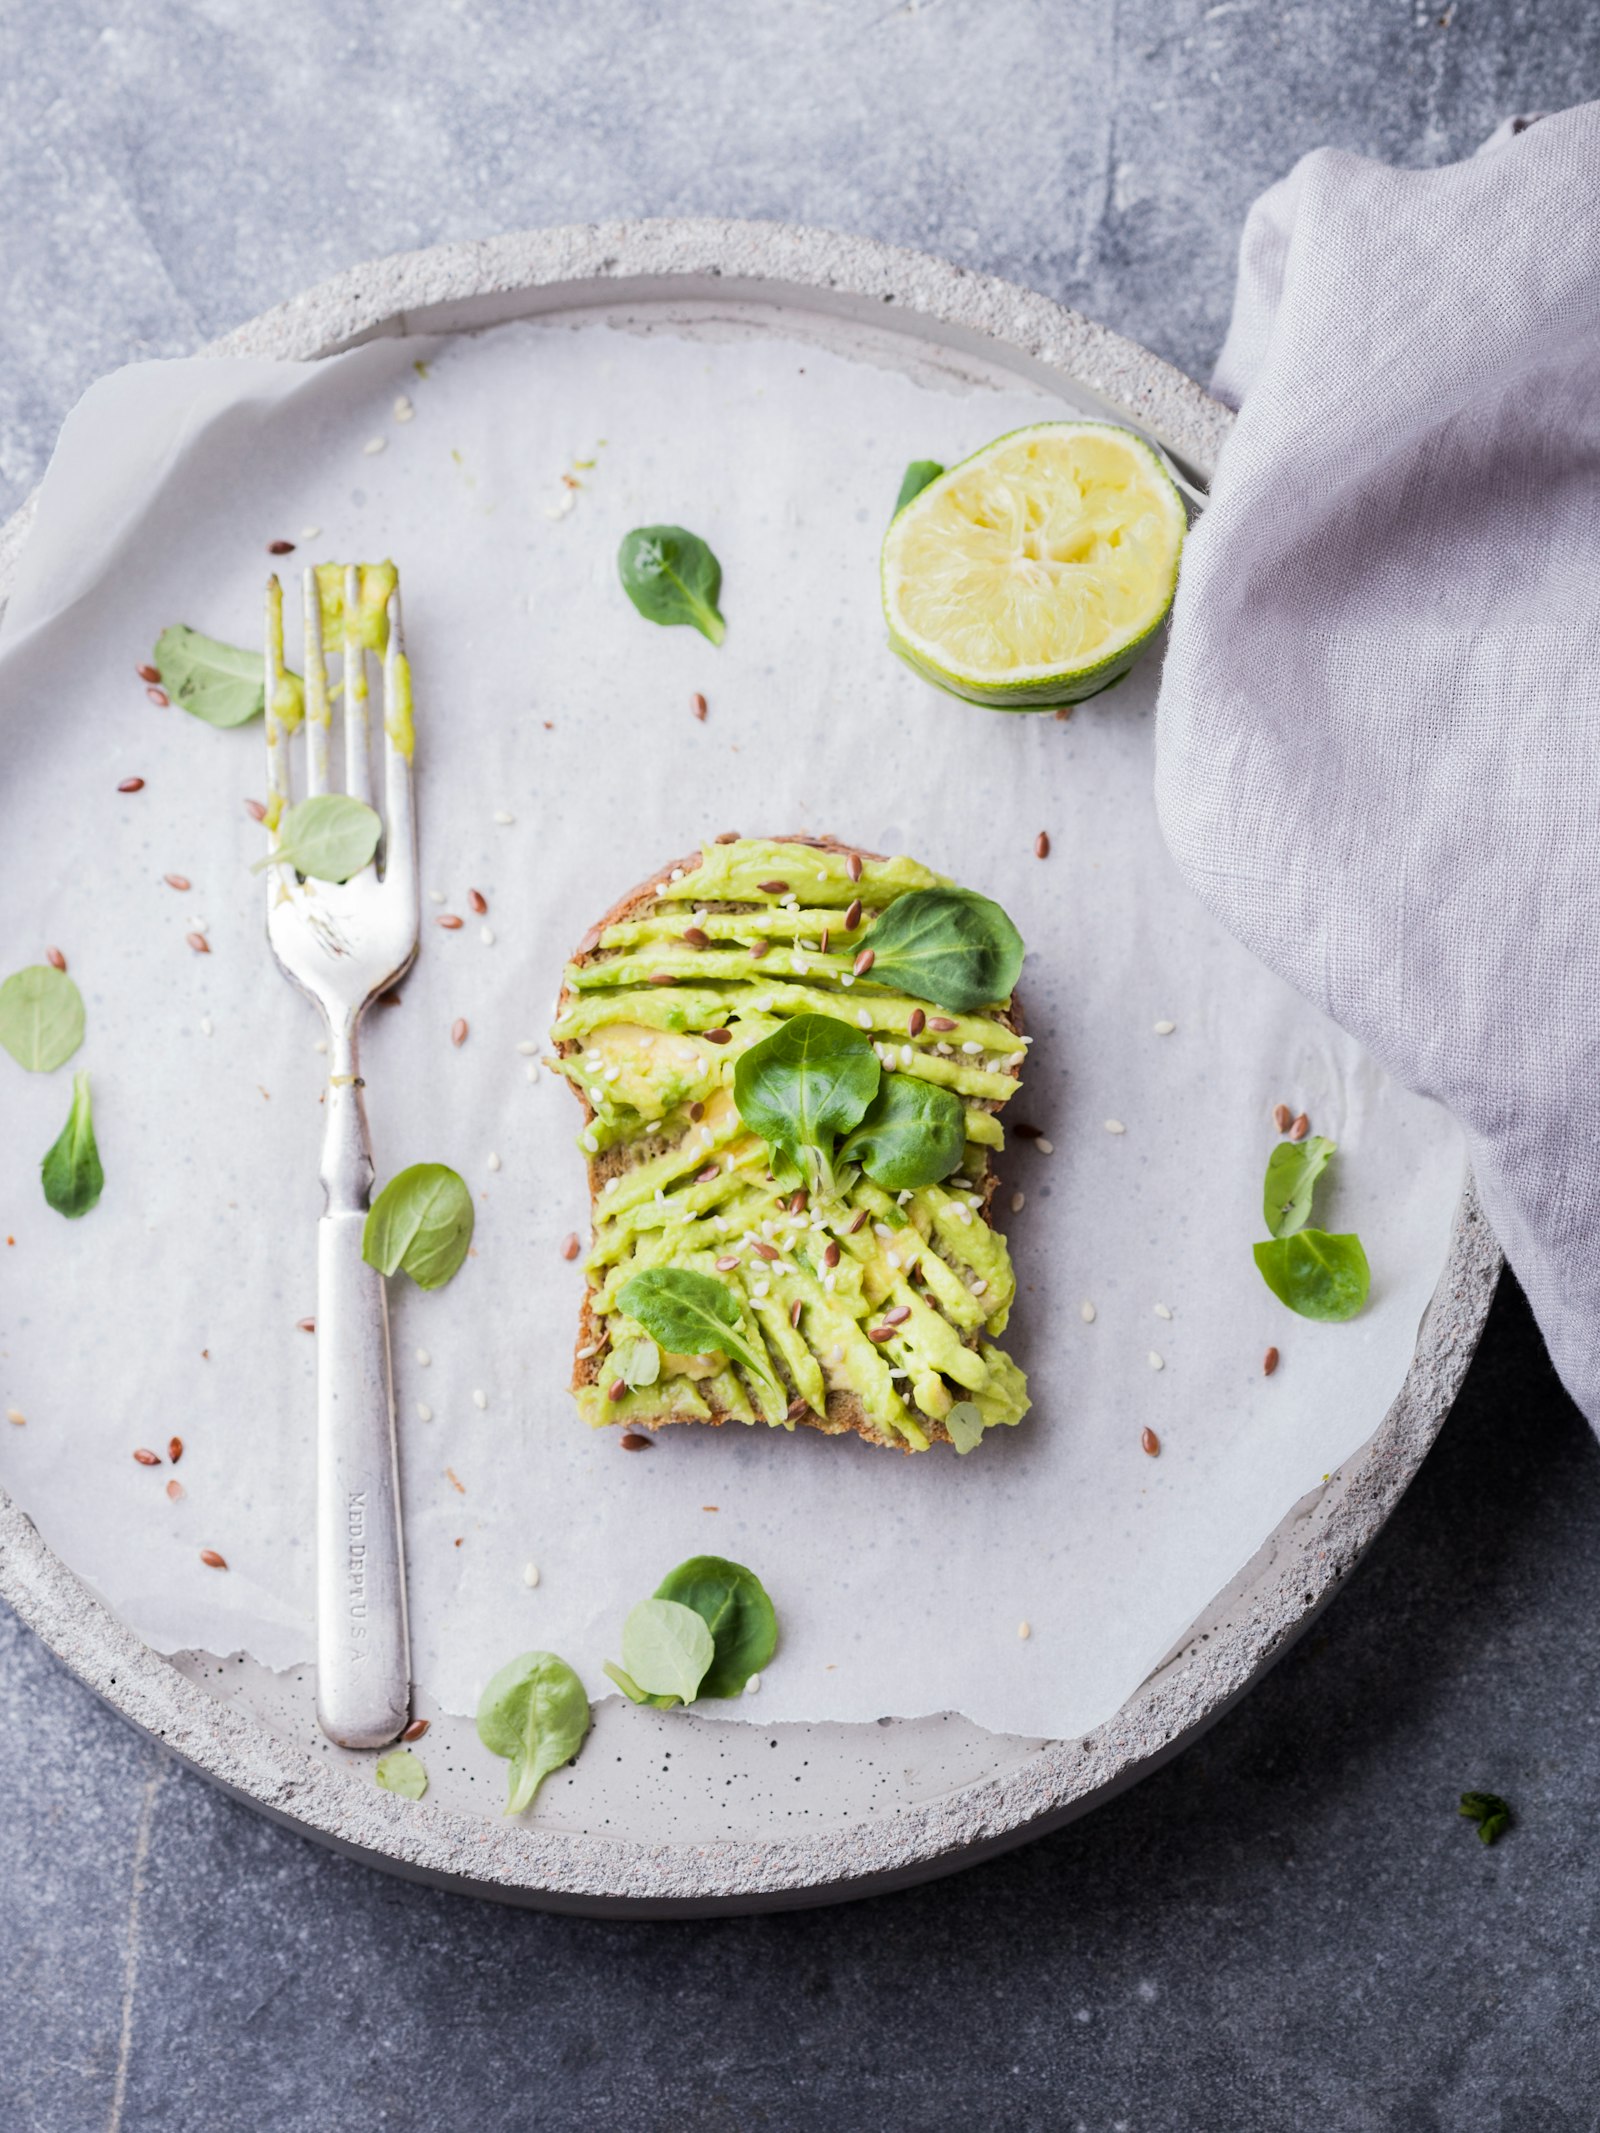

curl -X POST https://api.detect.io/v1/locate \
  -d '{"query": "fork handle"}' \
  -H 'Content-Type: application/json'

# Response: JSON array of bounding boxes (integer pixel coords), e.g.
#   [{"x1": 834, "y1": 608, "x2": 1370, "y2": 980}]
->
[{"x1": 314, "y1": 1028, "x2": 411, "y2": 1748}]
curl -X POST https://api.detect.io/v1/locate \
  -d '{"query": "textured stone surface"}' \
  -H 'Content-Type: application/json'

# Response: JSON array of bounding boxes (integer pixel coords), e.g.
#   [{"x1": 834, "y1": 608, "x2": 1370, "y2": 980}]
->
[{"x1": 3, "y1": 5, "x2": 1598, "y2": 2127}]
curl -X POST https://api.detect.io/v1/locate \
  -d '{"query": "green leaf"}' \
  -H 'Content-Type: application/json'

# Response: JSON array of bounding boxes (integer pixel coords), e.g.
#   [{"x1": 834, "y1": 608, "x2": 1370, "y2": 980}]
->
[
  {"x1": 363, "y1": 1163, "x2": 475, "y2": 1290},
  {"x1": 476, "y1": 1650, "x2": 591, "y2": 1815},
  {"x1": 374, "y1": 1748, "x2": 428, "y2": 1800},
  {"x1": 617, "y1": 524, "x2": 726, "y2": 646},
  {"x1": 602, "y1": 1661, "x2": 682, "y2": 1710},
  {"x1": 1264, "y1": 1134, "x2": 1337, "y2": 1239},
  {"x1": 839, "y1": 1072, "x2": 966, "y2": 1192},
  {"x1": 654, "y1": 1556, "x2": 778, "y2": 1699},
  {"x1": 862, "y1": 888, "x2": 1024, "y2": 1012},
  {"x1": 41, "y1": 1070, "x2": 103, "y2": 1218},
  {"x1": 0, "y1": 965, "x2": 85, "y2": 1073},
  {"x1": 612, "y1": 1335, "x2": 661, "y2": 1390},
  {"x1": 944, "y1": 1400, "x2": 986, "y2": 1455},
  {"x1": 620, "y1": 1597, "x2": 715, "y2": 1704},
  {"x1": 733, "y1": 1013, "x2": 881, "y2": 1199},
  {"x1": 250, "y1": 793, "x2": 382, "y2": 883},
  {"x1": 154, "y1": 623, "x2": 302, "y2": 729},
  {"x1": 618, "y1": 1267, "x2": 779, "y2": 1389},
  {"x1": 894, "y1": 459, "x2": 945, "y2": 514},
  {"x1": 1459, "y1": 1791, "x2": 1512, "y2": 1846},
  {"x1": 1253, "y1": 1229, "x2": 1371, "y2": 1321}
]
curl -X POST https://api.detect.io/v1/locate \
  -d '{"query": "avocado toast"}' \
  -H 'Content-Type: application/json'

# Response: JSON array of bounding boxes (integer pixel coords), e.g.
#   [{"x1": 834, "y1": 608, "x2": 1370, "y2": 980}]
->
[{"x1": 550, "y1": 835, "x2": 1032, "y2": 1452}]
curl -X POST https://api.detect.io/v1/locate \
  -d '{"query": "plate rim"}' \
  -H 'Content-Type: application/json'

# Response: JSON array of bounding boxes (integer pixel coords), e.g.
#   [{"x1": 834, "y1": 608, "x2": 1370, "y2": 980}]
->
[{"x1": 0, "y1": 217, "x2": 1501, "y2": 1913}]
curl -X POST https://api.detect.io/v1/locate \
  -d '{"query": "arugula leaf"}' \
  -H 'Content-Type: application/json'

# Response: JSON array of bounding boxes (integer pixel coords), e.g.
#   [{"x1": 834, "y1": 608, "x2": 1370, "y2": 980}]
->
[
  {"x1": 617, "y1": 524, "x2": 726, "y2": 646},
  {"x1": 1459, "y1": 1790, "x2": 1512, "y2": 1846},
  {"x1": 617, "y1": 1597, "x2": 715, "y2": 1705},
  {"x1": 617, "y1": 1268, "x2": 778, "y2": 1389},
  {"x1": 894, "y1": 459, "x2": 945, "y2": 514},
  {"x1": 944, "y1": 1400, "x2": 986, "y2": 1455},
  {"x1": 654, "y1": 1556, "x2": 777, "y2": 1698},
  {"x1": 0, "y1": 965, "x2": 85, "y2": 1073},
  {"x1": 839, "y1": 1072, "x2": 965, "y2": 1191},
  {"x1": 612, "y1": 1335, "x2": 661, "y2": 1390},
  {"x1": 476, "y1": 1650, "x2": 591, "y2": 1815},
  {"x1": 41, "y1": 1071, "x2": 104, "y2": 1218},
  {"x1": 374, "y1": 1749, "x2": 428, "y2": 1800},
  {"x1": 363, "y1": 1164, "x2": 475, "y2": 1290},
  {"x1": 733, "y1": 1013, "x2": 881, "y2": 1197},
  {"x1": 154, "y1": 624, "x2": 302, "y2": 730},
  {"x1": 1264, "y1": 1134, "x2": 1337, "y2": 1238},
  {"x1": 250, "y1": 793, "x2": 382, "y2": 884},
  {"x1": 1253, "y1": 1230, "x2": 1370, "y2": 1321},
  {"x1": 863, "y1": 888, "x2": 1024, "y2": 1012}
]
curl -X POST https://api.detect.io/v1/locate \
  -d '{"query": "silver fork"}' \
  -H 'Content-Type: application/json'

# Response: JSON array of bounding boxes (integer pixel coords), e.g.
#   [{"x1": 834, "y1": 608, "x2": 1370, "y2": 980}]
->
[{"x1": 263, "y1": 563, "x2": 418, "y2": 1749}]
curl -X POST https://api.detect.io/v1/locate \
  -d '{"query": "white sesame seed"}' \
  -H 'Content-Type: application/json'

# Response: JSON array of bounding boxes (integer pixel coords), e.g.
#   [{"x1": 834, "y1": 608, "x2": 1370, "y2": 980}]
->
[
  {"x1": 1104, "y1": 1119, "x2": 1127, "y2": 1135},
  {"x1": 874, "y1": 1222, "x2": 894, "y2": 1238},
  {"x1": 429, "y1": 889, "x2": 445, "y2": 905},
  {"x1": 961, "y1": 1041, "x2": 983, "y2": 1055},
  {"x1": 523, "y1": 1562, "x2": 540, "y2": 1588},
  {"x1": 1153, "y1": 1303, "x2": 1172, "y2": 1320},
  {"x1": 363, "y1": 435, "x2": 386, "y2": 455},
  {"x1": 575, "y1": 1344, "x2": 598, "y2": 1359},
  {"x1": 885, "y1": 1253, "x2": 900, "y2": 1270},
  {"x1": 1148, "y1": 1351, "x2": 1165, "y2": 1371},
  {"x1": 581, "y1": 1129, "x2": 598, "y2": 1152},
  {"x1": 516, "y1": 1040, "x2": 539, "y2": 1056},
  {"x1": 793, "y1": 960, "x2": 810, "y2": 976},
  {"x1": 1011, "y1": 1191, "x2": 1025, "y2": 1213},
  {"x1": 481, "y1": 926, "x2": 495, "y2": 946},
  {"x1": 6, "y1": 1408, "x2": 25, "y2": 1425},
  {"x1": 487, "y1": 1152, "x2": 501, "y2": 1173},
  {"x1": 752, "y1": 1282, "x2": 770, "y2": 1300},
  {"x1": 393, "y1": 394, "x2": 414, "y2": 422},
  {"x1": 300, "y1": 525, "x2": 321, "y2": 539},
  {"x1": 188, "y1": 915, "x2": 208, "y2": 932},
  {"x1": 1018, "y1": 1620, "x2": 1032, "y2": 1641},
  {"x1": 896, "y1": 1189, "x2": 914, "y2": 1205},
  {"x1": 1154, "y1": 1020, "x2": 1177, "y2": 1035},
  {"x1": 417, "y1": 1403, "x2": 433, "y2": 1422},
  {"x1": 473, "y1": 1388, "x2": 488, "y2": 1410},
  {"x1": 900, "y1": 1045, "x2": 914, "y2": 1068},
  {"x1": 841, "y1": 973, "x2": 855, "y2": 988},
  {"x1": 314, "y1": 1038, "x2": 328, "y2": 1054},
  {"x1": 857, "y1": 1008, "x2": 873, "y2": 1029},
  {"x1": 494, "y1": 810, "x2": 515, "y2": 825},
  {"x1": 744, "y1": 1672, "x2": 762, "y2": 1695},
  {"x1": 1080, "y1": 1300, "x2": 1096, "y2": 1323},
  {"x1": 670, "y1": 868, "x2": 685, "y2": 882},
  {"x1": 416, "y1": 1347, "x2": 431, "y2": 1367},
  {"x1": 1035, "y1": 1137, "x2": 1054, "y2": 1156},
  {"x1": 825, "y1": 1345, "x2": 842, "y2": 1367},
  {"x1": 199, "y1": 1015, "x2": 214, "y2": 1037},
  {"x1": 526, "y1": 1062, "x2": 539, "y2": 1082}
]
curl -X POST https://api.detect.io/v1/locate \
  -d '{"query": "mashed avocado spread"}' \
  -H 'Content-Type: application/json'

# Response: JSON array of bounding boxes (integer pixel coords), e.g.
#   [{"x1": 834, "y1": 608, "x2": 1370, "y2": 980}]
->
[{"x1": 550, "y1": 838, "x2": 1031, "y2": 1453}]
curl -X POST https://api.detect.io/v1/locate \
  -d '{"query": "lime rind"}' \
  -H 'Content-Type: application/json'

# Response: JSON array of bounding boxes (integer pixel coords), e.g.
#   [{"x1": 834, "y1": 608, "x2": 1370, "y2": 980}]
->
[{"x1": 881, "y1": 419, "x2": 1186, "y2": 712}]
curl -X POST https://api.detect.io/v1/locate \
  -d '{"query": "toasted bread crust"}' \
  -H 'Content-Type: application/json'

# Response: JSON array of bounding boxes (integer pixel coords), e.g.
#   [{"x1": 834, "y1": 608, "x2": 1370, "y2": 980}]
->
[{"x1": 557, "y1": 834, "x2": 1022, "y2": 1451}]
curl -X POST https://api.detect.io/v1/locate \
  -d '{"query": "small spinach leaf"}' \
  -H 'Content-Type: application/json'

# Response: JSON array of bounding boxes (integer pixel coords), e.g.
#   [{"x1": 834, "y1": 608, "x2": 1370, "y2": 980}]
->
[
  {"x1": 654, "y1": 1556, "x2": 777, "y2": 1698},
  {"x1": 733, "y1": 1013, "x2": 881, "y2": 1198},
  {"x1": 612, "y1": 1335, "x2": 661, "y2": 1390},
  {"x1": 894, "y1": 459, "x2": 945, "y2": 514},
  {"x1": 863, "y1": 888, "x2": 1024, "y2": 1012},
  {"x1": 944, "y1": 1400, "x2": 986, "y2": 1455},
  {"x1": 1459, "y1": 1790, "x2": 1512, "y2": 1846},
  {"x1": 41, "y1": 1070, "x2": 103, "y2": 1218},
  {"x1": 476, "y1": 1650, "x2": 591, "y2": 1815},
  {"x1": 0, "y1": 965, "x2": 85, "y2": 1073},
  {"x1": 602, "y1": 1662, "x2": 681, "y2": 1709},
  {"x1": 250, "y1": 793, "x2": 382, "y2": 883},
  {"x1": 617, "y1": 1268, "x2": 777, "y2": 1389},
  {"x1": 374, "y1": 1748, "x2": 428, "y2": 1800},
  {"x1": 1264, "y1": 1134, "x2": 1337, "y2": 1239},
  {"x1": 839, "y1": 1072, "x2": 965, "y2": 1191},
  {"x1": 1253, "y1": 1229, "x2": 1370, "y2": 1321},
  {"x1": 619, "y1": 1597, "x2": 715, "y2": 1704},
  {"x1": 617, "y1": 524, "x2": 726, "y2": 646},
  {"x1": 154, "y1": 623, "x2": 302, "y2": 729},
  {"x1": 363, "y1": 1164, "x2": 475, "y2": 1290}
]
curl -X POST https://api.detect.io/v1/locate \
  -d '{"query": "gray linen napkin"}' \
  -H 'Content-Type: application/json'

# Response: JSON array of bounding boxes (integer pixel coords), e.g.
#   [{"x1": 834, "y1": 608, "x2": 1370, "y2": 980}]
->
[{"x1": 1156, "y1": 102, "x2": 1600, "y2": 1423}]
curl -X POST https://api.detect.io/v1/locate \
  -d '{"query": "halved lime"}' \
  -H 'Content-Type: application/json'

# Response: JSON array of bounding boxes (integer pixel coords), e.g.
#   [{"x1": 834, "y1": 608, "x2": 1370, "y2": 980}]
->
[{"x1": 881, "y1": 420, "x2": 1186, "y2": 710}]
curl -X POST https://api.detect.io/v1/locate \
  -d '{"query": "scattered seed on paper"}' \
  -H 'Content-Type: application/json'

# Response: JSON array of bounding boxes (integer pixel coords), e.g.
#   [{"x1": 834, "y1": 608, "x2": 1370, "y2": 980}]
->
[
  {"x1": 393, "y1": 395, "x2": 414, "y2": 422},
  {"x1": 526, "y1": 1062, "x2": 539, "y2": 1082},
  {"x1": 428, "y1": 889, "x2": 445, "y2": 905},
  {"x1": 1154, "y1": 1020, "x2": 1176, "y2": 1035},
  {"x1": 472, "y1": 1389, "x2": 488, "y2": 1410},
  {"x1": 745, "y1": 1672, "x2": 762, "y2": 1695},
  {"x1": 416, "y1": 1348, "x2": 431, "y2": 1368},
  {"x1": 494, "y1": 810, "x2": 515, "y2": 826},
  {"x1": 417, "y1": 1403, "x2": 433, "y2": 1422},
  {"x1": 1080, "y1": 1300, "x2": 1096, "y2": 1323},
  {"x1": 300, "y1": 525, "x2": 321, "y2": 539},
  {"x1": 480, "y1": 926, "x2": 495, "y2": 946},
  {"x1": 1104, "y1": 1119, "x2": 1126, "y2": 1135},
  {"x1": 1034, "y1": 1137, "x2": 1054, "y2": 1156},
  {"x1": 516, "y1": 1040, "x2": 538, "y2": 1055},
  {"x1": 199, "y1": 1016, "x2": 213, "y2": 1037},
  {"x1": 362, "y1": 435, "x2": 386, "y2": 455},
  {"x1": 523, "y1": 1562, "x2": 541, "y2": 1588},
  {"x1": 313, "y1": 1039, "x2": 328, "y2": 1054},
  {"x1": 1153, "y1": 1303, "x2": 1173, "y2": 1320},
  {"x1": 487, "y1": 1152, "x2": 501, "y2": 1173},
  {"x1": 1018, "y1": 1621, "x2": 1032, "y2": 1641},
  {"x1": 1148, "y1": 1351, "x2": 1165, "y2": 1371},
  {"x1": 1010, "y1": 1192, "x2": 1025, "y2": 1213}
]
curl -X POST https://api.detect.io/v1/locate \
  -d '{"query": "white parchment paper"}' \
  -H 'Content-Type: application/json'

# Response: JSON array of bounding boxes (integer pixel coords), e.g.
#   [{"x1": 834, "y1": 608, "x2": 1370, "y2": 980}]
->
[{"x1": 0, "y1": 313, "x2": 1464, "y2": 1736}]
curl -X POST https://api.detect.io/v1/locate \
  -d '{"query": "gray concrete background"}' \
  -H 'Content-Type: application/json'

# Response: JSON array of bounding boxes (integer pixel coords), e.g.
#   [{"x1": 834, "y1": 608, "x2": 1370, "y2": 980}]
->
[{"x1": 4, "y1": 5, "x2": 1597, "y2": 2129}]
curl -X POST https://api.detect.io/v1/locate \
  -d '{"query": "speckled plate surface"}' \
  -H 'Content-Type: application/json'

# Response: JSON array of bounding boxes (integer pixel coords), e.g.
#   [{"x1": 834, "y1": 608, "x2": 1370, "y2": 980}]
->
[{"x1": 0, "y1": 222, "x2": 1500, "y2": 1914}]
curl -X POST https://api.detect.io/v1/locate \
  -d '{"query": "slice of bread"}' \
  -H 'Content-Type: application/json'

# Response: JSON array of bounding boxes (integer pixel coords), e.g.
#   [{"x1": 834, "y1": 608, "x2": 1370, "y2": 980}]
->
[{"x1": 551, "y1": 834, "x2": 1030, "y2": 1453}]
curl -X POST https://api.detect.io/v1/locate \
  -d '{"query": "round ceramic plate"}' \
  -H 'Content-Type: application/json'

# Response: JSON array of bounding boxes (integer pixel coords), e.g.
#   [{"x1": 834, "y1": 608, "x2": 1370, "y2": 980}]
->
[{"x1": 0, "y1": 222, "x2": 1500, "y2": 1915}]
